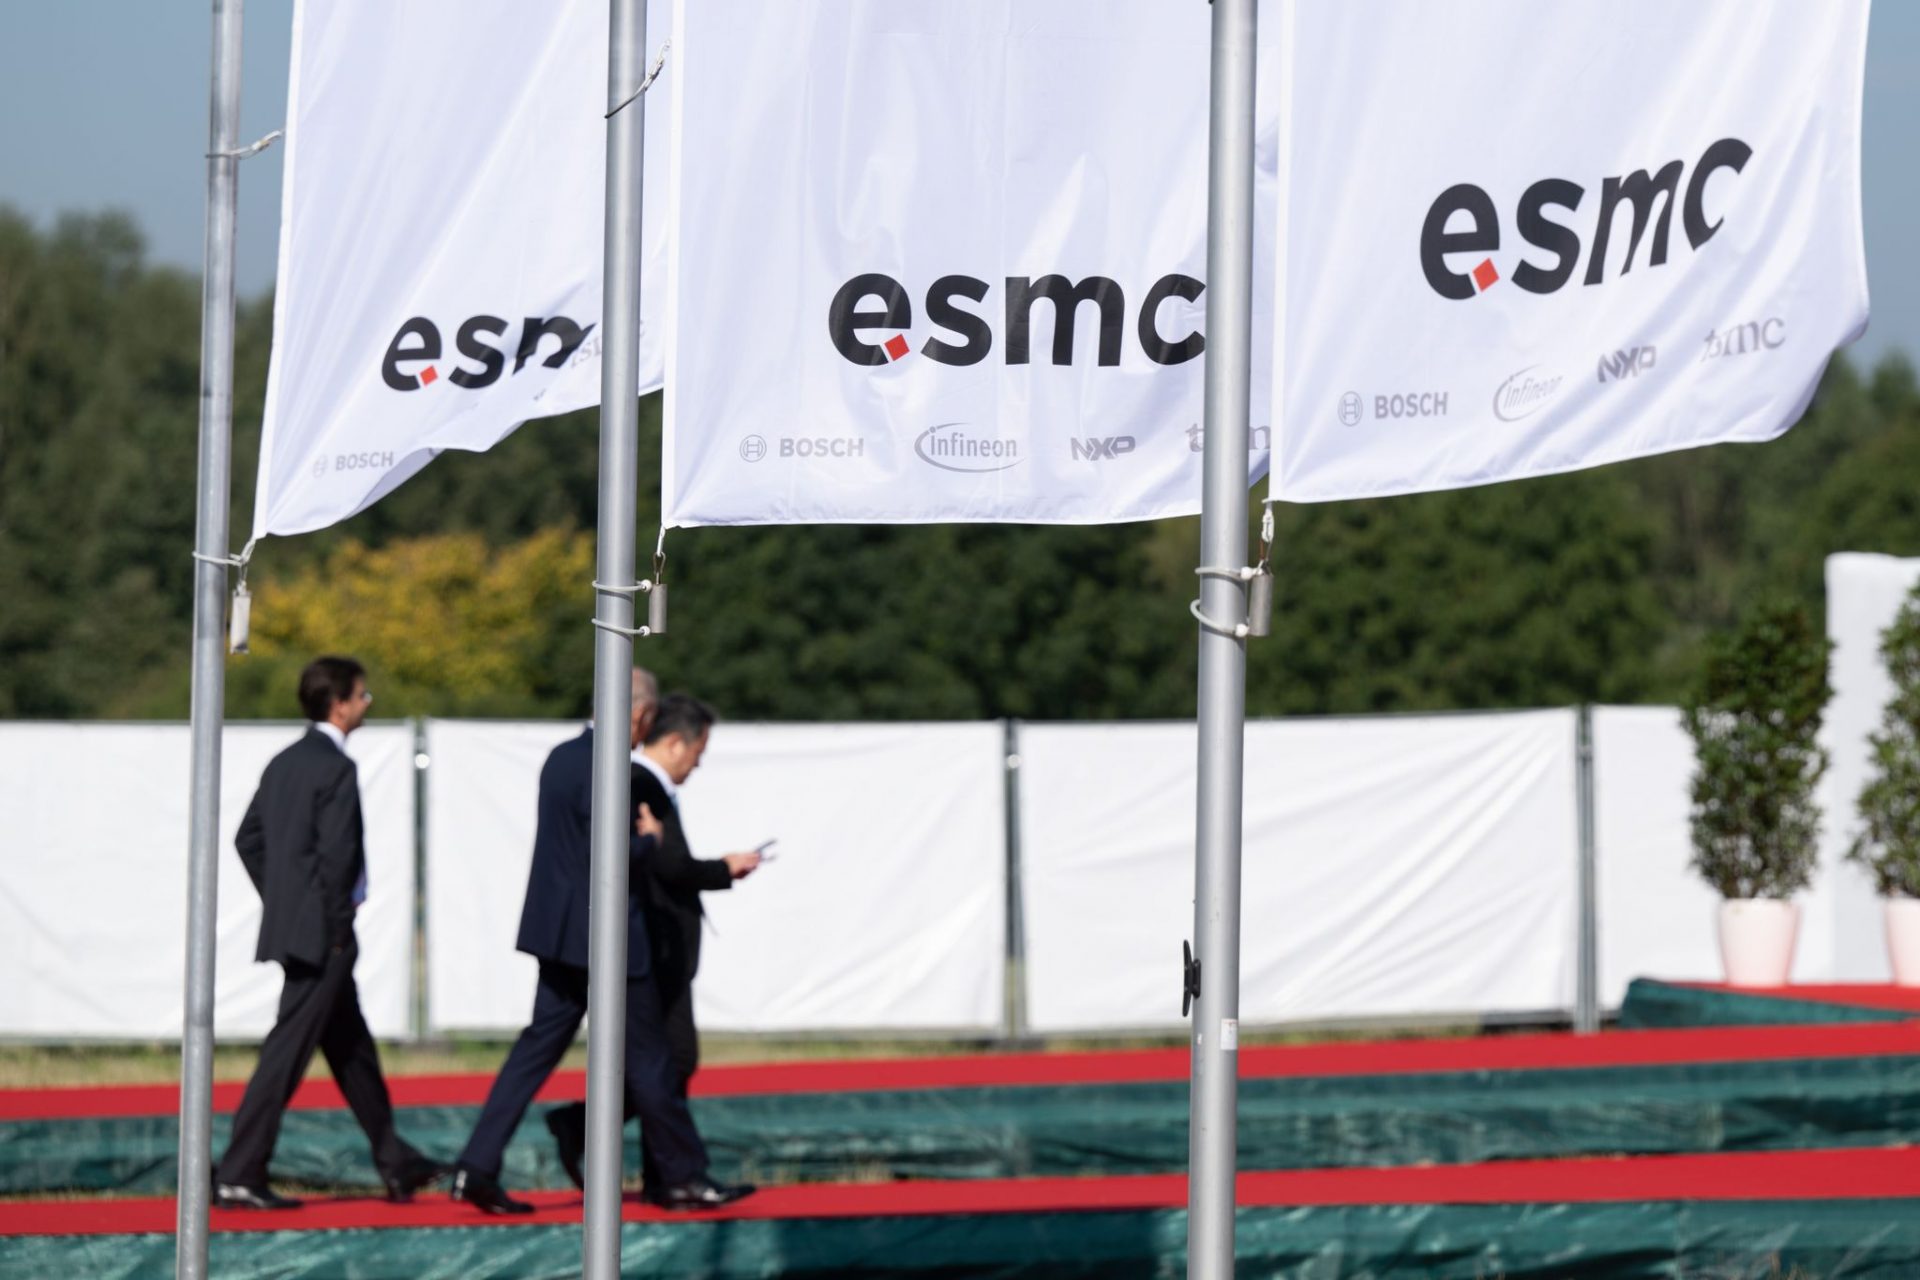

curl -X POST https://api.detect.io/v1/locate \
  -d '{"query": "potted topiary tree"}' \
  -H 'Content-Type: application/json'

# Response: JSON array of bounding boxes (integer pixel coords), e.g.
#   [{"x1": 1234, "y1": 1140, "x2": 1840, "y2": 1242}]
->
[
  {"x1": 1683, "y1": 600, "x2": 1833, "y2": 987},
  {"x1": 1850, "y1": 582, "x2": 1920, "y2": 986}
]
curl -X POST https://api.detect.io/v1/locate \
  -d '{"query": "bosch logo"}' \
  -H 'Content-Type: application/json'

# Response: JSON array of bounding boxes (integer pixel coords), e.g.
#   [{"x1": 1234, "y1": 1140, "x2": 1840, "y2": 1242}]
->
[{"x1": 739, "y1": 435, "x2": 768, "y2": 462}]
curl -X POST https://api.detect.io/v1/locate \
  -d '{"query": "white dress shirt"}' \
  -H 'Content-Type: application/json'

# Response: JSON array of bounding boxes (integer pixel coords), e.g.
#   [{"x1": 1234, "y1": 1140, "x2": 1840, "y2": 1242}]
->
[{"x1": 632, "y1": 749, "x2": 679, "y2": 803}]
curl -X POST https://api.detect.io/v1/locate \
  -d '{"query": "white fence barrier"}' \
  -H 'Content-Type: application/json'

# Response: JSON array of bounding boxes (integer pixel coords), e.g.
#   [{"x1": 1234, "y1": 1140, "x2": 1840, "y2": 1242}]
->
[
  {"x1": 423, "y1": 720, "x2": 1007, "y2": 1034},
  {"x1": 1590, "y1": 706, "x2": 1722, "y2": 1004},
  {"x1": 0, "y1": 721, "x2": 416, "y2": 1040},
  {"x1": 7, "y1": 556, "x2": 1913, "y2": 1047},
  {"x1": 1017, "y1": 712, "x2": 1581, "y2": 1034}
]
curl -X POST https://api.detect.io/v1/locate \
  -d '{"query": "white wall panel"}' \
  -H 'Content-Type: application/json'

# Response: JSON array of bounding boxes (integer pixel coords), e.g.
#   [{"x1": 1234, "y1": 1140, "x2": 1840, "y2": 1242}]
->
[
  {"x1": 1019, "y1": 712, "x2": 1579, "y2": 1034},
  {"x1": 425, "y1": 720, "x2": 1006, "y2": 1034},
  {"x1": 0, "y1": 722, "x2": 416, "y2": 1039},
  {"x1": 1591, "y1": 706, "x2": 1721, "y2": 1004}
]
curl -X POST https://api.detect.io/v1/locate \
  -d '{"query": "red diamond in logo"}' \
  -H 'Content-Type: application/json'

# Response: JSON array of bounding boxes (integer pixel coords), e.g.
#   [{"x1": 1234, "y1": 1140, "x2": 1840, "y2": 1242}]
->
[
  {"x1": 883, "y1": 334, "x2": 910, "y2": 362},
  {"x1": 420, "y1": 365, "x2": 439, "y2": 386},
  {"x1": 1472, "y1": 259, "x2": 1499, "y2": 292}
]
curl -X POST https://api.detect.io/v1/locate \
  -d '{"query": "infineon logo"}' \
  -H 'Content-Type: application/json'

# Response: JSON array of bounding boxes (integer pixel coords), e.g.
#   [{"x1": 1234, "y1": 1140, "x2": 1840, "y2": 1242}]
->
[
  {"x1": 913, "y1": 422, "x2": 1021, "y2": 473},
  {"x1": 1420, "y1": 138, "x2": 1752, "y2": 301}
]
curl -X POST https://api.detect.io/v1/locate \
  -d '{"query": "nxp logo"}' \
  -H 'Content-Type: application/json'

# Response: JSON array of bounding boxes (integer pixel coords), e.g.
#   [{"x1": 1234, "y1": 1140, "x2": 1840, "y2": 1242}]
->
[
  {"x1": 1070, "y1": 435, "x2": 1136, "y2": 462},
  {"x1": 1597, "y1": 345, "x2": 1657, "y2": 383}
]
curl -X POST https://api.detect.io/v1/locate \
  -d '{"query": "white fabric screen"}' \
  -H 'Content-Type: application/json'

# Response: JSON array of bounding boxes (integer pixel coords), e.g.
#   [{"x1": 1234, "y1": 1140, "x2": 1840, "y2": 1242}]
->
[
  {"x1": 424, "y1": 720, "x2": 1007, "y2": 1034},
  {"x1": 254, "y1": 0, "x2": 672, "y2": 539},
  {"x1": 663, "y1": 0, "x2": 1279, "y2": 528},
  {"x1": 1017, "y1": 712, "x2": 1579, "y2": 1034},
  {"x1": 421, "y1": 719, "x2": 577, "y2": 1034},
  {"x1": 1590, "y1": 706, "x2": 1721, "y2": 1004},
  {"x1": 1267, "y1": 0, "x2": 1869, "y2": 503},
  {"x1": 0, "y1": 722, "x2": 416, "y2": 1040}
]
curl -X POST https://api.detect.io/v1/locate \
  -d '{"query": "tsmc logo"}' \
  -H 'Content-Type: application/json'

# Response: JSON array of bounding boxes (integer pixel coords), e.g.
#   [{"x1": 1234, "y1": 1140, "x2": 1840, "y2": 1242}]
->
[
  {"x1": 381, "y1": 315, "x2": 597, "y2": 392},
  {"x1": 827, "y1": 272, "x2": 1206, "y2": 368},
  {"x1": 1420, "y1": 138, "x2": 1751, "y2": 301}
]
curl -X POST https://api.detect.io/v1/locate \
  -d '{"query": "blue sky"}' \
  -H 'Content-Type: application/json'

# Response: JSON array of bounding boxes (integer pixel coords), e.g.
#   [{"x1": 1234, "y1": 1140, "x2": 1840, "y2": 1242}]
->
[{"x1": 1, "y1": 3, "x2": 1914, "y2": 367}]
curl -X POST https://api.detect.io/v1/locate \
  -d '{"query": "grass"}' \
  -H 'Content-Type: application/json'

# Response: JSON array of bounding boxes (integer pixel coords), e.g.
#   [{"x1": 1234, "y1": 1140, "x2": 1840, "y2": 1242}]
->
[{"x1": 0, "y1": 1019, "x2": 1490, "y2": 1090}]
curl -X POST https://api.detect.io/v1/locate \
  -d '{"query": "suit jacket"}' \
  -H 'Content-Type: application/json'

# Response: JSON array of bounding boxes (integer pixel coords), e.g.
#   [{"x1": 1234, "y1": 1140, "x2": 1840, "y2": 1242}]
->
[
  {"x1": 235, "y1": 728, "x2": 364, "y2": 967},
  {"x1": 515, "y1": 728, "x2": 654, "y2": 976},
  {"x1": 631, "y1": 761, "x2": 732, "y2": 990}
]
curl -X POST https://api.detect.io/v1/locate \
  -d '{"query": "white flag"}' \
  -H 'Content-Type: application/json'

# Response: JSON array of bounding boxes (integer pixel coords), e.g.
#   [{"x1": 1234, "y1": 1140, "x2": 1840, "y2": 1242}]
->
[
  {"x1": 1268, "y1": 0, "x2": 1870, "y2": 503},
  {"x1": 662, "y1": 0, "x2": 1277, "y2": 527},
  {"x1": 252, "y1": 0, "x2": 670, "y2": 540}
]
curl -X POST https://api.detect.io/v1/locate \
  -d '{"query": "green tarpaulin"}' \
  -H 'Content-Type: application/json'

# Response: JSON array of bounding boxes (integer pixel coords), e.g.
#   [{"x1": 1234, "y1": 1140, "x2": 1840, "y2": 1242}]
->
[
  {"x1": 1617, "y1": 980, "x2": 1916, "y2": 1030},
  {"x1": 8, "y1": 1054, "x2": 1920, "y2": 1197},
  {"x1": 7, "y1": 1200, "x2": 1918, "y2": 1279}
]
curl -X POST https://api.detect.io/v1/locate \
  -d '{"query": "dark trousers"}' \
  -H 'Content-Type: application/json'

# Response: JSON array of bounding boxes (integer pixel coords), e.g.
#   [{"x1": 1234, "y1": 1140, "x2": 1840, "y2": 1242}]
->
[
  {"x1": 216, "y1": 938, "x2": 417, "y2": 1188},
  {"x1": 458, "y1": 960, "x2": 707, "y2": 1186},
  {"x1": 660, "y1": 971, "x2": 698, "y2": 1094},
  {"x1": 639, "y1": 975, "x2": 700, "y2": 1186}
]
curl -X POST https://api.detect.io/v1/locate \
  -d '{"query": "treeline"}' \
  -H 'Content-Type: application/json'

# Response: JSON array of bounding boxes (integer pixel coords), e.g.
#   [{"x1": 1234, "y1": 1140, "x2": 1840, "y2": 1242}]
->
[{"x1": 4, "y1": 208, "x2": 1918, "y2": 722}]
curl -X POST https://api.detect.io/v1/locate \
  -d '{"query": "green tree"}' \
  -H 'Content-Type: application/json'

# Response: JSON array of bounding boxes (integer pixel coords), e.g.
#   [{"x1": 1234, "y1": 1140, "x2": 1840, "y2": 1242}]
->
[
  {"x1": 1851, "y1": 581, "x2": 1920, "y2": 898},
  {"x1": 227, "y1": 528, "x2": 596, "y2": 718},
  {"x1": 1242, "y1": 468, "x2": 1666, "y2": 714},
  {"x1": 1683, "y1": 601, "x2": 1832, "y2": 899},
  {"x1": 6, "y1": 202, "x2": 1920, "y2": 726}
]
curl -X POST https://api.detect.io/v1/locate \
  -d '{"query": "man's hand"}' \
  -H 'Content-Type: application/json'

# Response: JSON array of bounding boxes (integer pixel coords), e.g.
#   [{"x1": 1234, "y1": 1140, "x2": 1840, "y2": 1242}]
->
[
  {"x1": 635, "y1": 803, "x2": 665, "y2": 842},
  {"x1": 722, "y1": 851, "x2": 762, "y2": 879}
]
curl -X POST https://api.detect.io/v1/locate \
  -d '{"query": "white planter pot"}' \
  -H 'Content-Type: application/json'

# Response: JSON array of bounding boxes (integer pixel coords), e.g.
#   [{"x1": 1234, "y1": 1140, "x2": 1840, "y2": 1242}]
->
[
  {"x1": 1718, "y1": 899, "x2": 1799, "y2": 987},
  {"x1": 1887, "y1": 898, "x2": 1920, "y2": 988}
]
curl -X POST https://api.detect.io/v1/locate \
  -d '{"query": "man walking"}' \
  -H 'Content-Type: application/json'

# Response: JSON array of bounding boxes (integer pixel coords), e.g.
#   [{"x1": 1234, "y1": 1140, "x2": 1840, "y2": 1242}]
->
[
  {"x1": 451, "y1": 670, "x2": 751, "y2": 1213},
  {"x1": 546, "y1": 694, "x2": 761, "y2": 1192},
  {"x1": 635, "y1": 696, "x2": 758, "y2": 1098},
  {"x1": 214, "y1": 656, "x2": 445, "y2": 1210}
]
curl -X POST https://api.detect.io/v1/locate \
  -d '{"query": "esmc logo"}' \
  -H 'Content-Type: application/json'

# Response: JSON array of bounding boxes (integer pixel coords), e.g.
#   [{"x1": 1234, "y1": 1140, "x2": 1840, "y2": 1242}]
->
[
  {"x1": 1420, "y1": 138, "x2": 1751, "y2": 301},
  {"x1": 381, "y1": 314, "x2": 597, "y2": 392},
  {"x1": 827, "y1": 272, "x2": 1207, "y2": 368}
]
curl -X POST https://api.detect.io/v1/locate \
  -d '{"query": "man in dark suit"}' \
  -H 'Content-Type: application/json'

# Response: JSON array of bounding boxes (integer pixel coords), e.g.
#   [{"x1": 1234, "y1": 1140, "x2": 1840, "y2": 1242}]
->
[
  {"x1": 634, "y1": 696, "x2": 759, "y2": 1095},
  {"x1": 214, "y1": 656, "x2": 445, "y2": 1211},
  {"x1": 451, "y1": 670, "x2": 751, "y2": 1214},
  {"x1": 544, "y1": 694, "x2": 761, "y2": 1191}
]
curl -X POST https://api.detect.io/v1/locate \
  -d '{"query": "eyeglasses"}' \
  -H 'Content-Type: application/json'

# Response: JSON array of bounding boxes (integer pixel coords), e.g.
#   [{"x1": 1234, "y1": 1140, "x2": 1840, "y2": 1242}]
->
[{"x1": 357, "y1": 690, "x2": 374, "y2": 706}]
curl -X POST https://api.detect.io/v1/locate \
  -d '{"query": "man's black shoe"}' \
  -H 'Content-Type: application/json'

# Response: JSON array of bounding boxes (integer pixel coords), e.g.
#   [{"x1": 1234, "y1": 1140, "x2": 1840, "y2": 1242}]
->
[
  {"x1": 384, "y1": 1155, "x2": 452, "y2": 1204},
  {"x1": 545, "y1": 1105, "x2": 587, "y2": 1190},
  {"x1": 214, "y1": 1183, "x2": 302, "y2": 1211},
  {"x1": 451, "y1": 1167, "x2": 535, "y2": 1216},
  {"x1": 646, "y1": 1176, "x2": 756, "y2": 1211}
]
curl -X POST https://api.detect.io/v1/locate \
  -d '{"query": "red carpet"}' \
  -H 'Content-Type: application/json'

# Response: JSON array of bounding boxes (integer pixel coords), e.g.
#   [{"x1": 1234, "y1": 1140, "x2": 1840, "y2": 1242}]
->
[
  {"x1": 4, "y1": 1147, "x2": 1916, "y2": 1239},
  {"x1": 6, "y1": 1019, "x2": 1919, "y2": 1122}
]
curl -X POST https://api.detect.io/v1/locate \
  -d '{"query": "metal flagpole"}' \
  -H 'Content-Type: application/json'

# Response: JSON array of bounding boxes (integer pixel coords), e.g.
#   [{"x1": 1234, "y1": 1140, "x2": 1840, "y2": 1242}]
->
[
  {"x1": 583, "y1": 0, "x2": 648, "y2": 1273},
  {"x1": 177, "y1": 2, "x2": 245, "y2": 1275},
  {"x1": 1188, "y1": 0, "x2": 1258, "y2": 1275}
]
